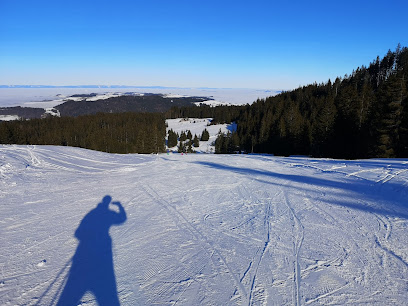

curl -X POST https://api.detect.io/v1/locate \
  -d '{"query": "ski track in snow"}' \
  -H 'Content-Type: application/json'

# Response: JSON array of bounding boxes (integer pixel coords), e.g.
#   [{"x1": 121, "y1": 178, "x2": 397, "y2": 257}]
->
[
  {"x1": 282, "y1": 191, "x2": 304, "y2": 306},
  {"x1": 1, "y1": 145, "x2": 408, "y2": 305},
  {"x1": 141, "y1": 183, "x2": 250, "y2": 304}
]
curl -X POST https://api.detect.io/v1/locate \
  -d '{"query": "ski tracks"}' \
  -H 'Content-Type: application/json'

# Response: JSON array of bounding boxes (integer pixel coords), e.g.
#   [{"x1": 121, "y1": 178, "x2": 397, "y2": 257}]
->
[
  {"x1": 139, "y1": 183, "x2": 249, "y2": 304},
  {"x1": 23, "y1": 145, "x2": 157, "y2": 174},
  {"x1": 248, "y1": 193, "x2": 272, "y2": 306},
  {"x1": 374, "y1": 214, "x2": 408, "y2": 270},
  {"x1": 281, "y1": 190, "x2": 304, "y2": 306},
  {"x1": 239, "y1": 183, "x2": 305, "y2": 306}
]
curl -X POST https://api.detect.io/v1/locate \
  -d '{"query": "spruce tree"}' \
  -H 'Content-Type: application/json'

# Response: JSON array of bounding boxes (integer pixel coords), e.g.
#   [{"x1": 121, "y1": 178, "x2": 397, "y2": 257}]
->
[
  {"x1": 180, "y1": 131, "x2": 187, "y2": 141},
  {"x1": 201, "y1": 128, "x2": 210, "y2": 141},
  {"x1": 193, "y1": 134, "x2": 199, "y2": 147},
  {"x1": 186, "y1": 140, "x2": 194, "y2": 153},
  {"x1": 167, "y1": 129, "x2": 178, "y2": 147}
]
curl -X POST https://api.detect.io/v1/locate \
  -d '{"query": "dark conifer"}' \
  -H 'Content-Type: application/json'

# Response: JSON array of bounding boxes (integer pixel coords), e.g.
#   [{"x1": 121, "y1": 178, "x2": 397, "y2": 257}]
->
[
  {"x1": 193, "y1": 134, "x2": 199, "y2": 147},
  {"x1": 187, "y1": 130, "x2": 192, "y2": 139},
  {"x1": 167, "y1": 129, "x2": 178, "y2": 147},
  {"x1": 180, "y1": 131, "x2": 187, "y2": 142},
  {"x1": 201, "y1": 128, "x2": 210, "y2": 141}
]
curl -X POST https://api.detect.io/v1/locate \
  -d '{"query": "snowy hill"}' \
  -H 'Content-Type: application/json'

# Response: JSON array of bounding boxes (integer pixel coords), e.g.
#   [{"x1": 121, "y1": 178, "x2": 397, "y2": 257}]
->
[{"x1": 1, "y1": 145, "x2": 408, "y2": 305}]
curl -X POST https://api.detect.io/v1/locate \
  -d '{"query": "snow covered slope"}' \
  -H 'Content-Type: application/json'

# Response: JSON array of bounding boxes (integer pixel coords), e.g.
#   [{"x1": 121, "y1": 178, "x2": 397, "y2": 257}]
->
[{"x1": 1, "y1": 145, "x2": 408, "y2": 305}]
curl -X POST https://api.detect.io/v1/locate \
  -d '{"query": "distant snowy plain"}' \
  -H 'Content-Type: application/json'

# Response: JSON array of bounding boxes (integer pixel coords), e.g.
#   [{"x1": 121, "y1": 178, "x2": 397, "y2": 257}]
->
[
  {"x1": 0, "y1": 87, "x2": 277, "y2": 108},
  {"x1": 1, "y1": 143, "x2": 408, "y2": 305}
]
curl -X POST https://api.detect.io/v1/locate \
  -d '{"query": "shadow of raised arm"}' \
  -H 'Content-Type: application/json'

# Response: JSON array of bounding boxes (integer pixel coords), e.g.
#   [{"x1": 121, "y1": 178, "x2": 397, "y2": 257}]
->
[{"x1": 111, "y1": 201, "x2": 127, "y2": 224}]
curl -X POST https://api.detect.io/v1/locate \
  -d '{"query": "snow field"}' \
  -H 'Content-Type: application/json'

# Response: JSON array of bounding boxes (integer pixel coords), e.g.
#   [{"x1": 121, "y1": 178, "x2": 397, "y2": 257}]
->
[
  {"x1": 0, "y1": 115, "x2": 20, "y2": 121},
  {"x1": 1, "y1": 145, "x2": 408, "y2": 305}
]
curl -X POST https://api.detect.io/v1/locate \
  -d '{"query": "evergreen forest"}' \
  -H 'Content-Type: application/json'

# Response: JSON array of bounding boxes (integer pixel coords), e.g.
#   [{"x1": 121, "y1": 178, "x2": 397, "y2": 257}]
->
[
  {"x1": 0, "y1": 112, "x2": 165, "y2": 154},
  {"x1": 231, "y1": 45, "x2": 408, "y2": 158}
]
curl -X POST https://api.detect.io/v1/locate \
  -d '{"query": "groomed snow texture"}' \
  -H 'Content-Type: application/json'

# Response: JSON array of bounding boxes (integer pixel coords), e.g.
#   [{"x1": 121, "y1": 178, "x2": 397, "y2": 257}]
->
[{"x1": 1, "y1": 145, "x2": 408, "y2": 305}]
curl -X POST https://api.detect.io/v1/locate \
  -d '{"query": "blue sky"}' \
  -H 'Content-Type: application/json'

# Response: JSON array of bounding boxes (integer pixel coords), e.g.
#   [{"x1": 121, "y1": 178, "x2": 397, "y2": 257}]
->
[{"x1": 1, "y1": 0, "x2": 407, "y2": 90}]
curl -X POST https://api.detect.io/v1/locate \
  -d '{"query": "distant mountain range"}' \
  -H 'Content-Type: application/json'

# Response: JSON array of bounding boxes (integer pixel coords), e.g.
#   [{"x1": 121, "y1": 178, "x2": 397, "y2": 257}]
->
[{"x1": 0, "y1": 85, "x2": 271, "y2": 91}]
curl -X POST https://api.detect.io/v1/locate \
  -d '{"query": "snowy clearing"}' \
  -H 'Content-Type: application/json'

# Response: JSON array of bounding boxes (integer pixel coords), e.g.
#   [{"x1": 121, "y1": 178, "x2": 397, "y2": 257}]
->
[
  {"x1": 0, "y1": 115, "x2": 20, "y2": 121},
  {"x1": 193, "y1": 100, "x2": 231, "y2": 107},
  {"x1": 1, "y1": 145, "x2": 408, "y2": 305},
  {"x1": 166, "y1": 118, "x2": 237, "y2": 153}
]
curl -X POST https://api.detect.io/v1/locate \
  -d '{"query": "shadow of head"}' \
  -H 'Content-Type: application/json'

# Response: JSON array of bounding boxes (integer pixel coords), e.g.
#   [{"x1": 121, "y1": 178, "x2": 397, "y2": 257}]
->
[{"x1": 101, "y1": 195, "x2": 112, "y2": 207}]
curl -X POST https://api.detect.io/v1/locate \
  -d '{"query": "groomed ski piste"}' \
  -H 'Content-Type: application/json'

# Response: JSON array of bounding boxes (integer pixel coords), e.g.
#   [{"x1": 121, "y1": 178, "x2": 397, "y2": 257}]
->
[{"x1": 1, "y1": 144, "x2": 408, "y2": 304}]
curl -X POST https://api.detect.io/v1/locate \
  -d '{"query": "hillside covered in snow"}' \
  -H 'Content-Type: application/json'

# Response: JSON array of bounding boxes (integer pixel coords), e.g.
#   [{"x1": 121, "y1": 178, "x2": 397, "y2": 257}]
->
[{"x1": 1, "y1": 145, "x2": 408, "y2": 305}]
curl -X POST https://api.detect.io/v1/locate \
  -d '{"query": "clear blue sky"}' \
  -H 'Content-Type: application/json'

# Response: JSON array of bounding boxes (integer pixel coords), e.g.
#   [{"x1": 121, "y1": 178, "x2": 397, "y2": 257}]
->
[{"x1": 1, "y1": 0, "x2": 407, "y2": 90}]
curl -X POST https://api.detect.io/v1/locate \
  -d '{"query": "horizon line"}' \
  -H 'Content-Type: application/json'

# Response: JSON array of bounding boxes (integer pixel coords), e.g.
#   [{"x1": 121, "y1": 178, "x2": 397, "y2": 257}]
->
[{"x1": 0, "y1": 85, "x2": 282, "y2": 91}]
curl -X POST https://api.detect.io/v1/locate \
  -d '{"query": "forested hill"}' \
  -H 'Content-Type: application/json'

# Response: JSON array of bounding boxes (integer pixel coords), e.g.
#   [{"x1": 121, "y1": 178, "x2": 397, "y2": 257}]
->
[
  {"x1": 0, "y1": 94, "x2": 209, "y2": 119},
  {"x1": 55, "y1": 94, "x2": 208, "y2": 117},
  {"x1": 232, "y1": 45, "x2": 408, "y2": 158}
]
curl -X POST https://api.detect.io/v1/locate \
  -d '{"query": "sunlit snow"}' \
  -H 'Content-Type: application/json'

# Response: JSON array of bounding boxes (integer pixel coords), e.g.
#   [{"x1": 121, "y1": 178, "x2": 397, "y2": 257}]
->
[
  {"x1": 1, "y1": 144, "x2": 407, "y2": 305},
  {"x1": 0, "y1": 115, "x2": 20, "y2": 121}
]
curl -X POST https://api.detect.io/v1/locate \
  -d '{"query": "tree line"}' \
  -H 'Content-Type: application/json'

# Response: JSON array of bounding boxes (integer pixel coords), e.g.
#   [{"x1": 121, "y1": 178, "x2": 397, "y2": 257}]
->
[
  {"x1": 0, "y1": 112, "x2": 166, "y2": 154},
  {"x1": 164, "y1": 104, "x2": 242, "y2": 125}
]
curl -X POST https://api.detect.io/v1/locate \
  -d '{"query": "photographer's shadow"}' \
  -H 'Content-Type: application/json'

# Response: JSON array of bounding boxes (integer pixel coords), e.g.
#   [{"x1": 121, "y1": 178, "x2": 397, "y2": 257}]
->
[{"x1": 58, "y1": 195, "x2": 127, "y2": 306}]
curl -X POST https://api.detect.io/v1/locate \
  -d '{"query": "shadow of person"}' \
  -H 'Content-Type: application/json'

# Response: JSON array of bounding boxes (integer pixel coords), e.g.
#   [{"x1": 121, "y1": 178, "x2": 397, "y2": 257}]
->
[{"x1": 57, "y1": 195, "x2": 127, "y2": 306}]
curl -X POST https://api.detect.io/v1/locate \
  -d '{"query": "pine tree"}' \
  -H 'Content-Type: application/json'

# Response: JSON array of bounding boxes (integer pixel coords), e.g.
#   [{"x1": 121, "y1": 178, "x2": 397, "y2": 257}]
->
[
  {"x1": 177, "y1": 141, "x2": 185, "y2": 153},
  {"x1": 187, "y1": 130, "x2": 192, "y2": 140},
  {"x1": 193, "y1": 134, "x2": 199, "y2": 147},
  {"x1": 180, "y1": 131, "x2": 187, "y2": 141},
  {"x1": 200, "y1": 128, "x2": 210, "y2": 141},
  {"x1": 167, "y1": 129, "x2": 178, "y2": 147},
  {"x1": 186, "y1": 140, "x2": 194, "y2": 153}
]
